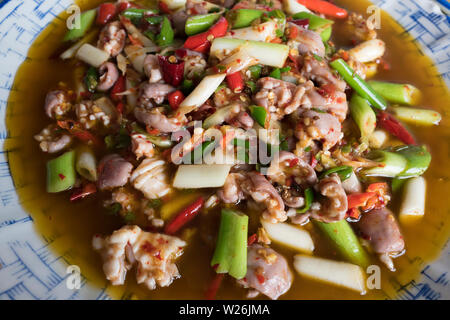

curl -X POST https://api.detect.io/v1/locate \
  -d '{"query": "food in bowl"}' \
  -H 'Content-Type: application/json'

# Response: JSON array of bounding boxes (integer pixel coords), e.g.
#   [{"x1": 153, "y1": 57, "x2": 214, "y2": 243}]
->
[{"x1": 6, "y1": 0, "x2": 449, "y2": 300}]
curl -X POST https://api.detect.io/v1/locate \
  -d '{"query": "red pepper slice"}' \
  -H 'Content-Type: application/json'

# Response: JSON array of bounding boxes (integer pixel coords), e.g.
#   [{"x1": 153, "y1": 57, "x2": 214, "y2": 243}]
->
[
  {"x1": 184, "y1": 17, "x2": 228, "y2": 53},
  {"x1": 57, "y1": 120, "x2": 103, "y2": 147},
  {"x1": 297, "y1": 0, "x2": 348, "y2": 18},
  {"x1": 70, "y1": 183, "x2": 97, "y2": 201},
  {"x1": 247, "y1": 233, "x2": 257, "y2": 246},
  {"x1": 347, "y1": 192, "x2": 377, "y2": 209},
  {"x1": 110, "y1": 75, "x2": 126, "y2": 102},
  {"x1": 205, "y1": 273, "x2": 224, "y2": 300},
  {"x1": 291, "y1": 19, "x2": 310, "y2": 29},
  {"x1": 226, "y1": 72, "x2": 244, "y2": 93},
  {"x1": 158, "y1": 55, "x2": 185, "y2": 86},
  {"x1": 116, "y1": 1, "x2": 132, "y2": 13},
  {"x1": 377, "y1": 111, "x2": 416, "y2": 145},
  {"x1": 165, "y1": 196, "x2": 204, "y2": 235},
  {"x1": 158, "y1": 1, "x2": 171, "y2": 14},
  {"x1": 346, "y1": 207, "x2": 361, "y2": 220},
  {"x1": 96, "y1": 3, "x2": 117, "y2": 25},
  {"x1": 116, "y1": 101, "x2": 124, "y2": 114},
  {"x1": 168, "y1": 90, "x2": 185, "y2": 110}
]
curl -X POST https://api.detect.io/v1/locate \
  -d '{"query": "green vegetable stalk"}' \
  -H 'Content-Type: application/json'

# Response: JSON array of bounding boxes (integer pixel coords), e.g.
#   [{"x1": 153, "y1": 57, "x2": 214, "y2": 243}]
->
[
  {"x1": 363, "y1": 145, "x2": 431, "y2": 178},
  {"x1": 291, "y1": 11, "x2": 333, "y2": 42},
  {"x1": 47, "y1": 150, "x2": 76, "y2": 193},
  {"x1": 330, "y1": 59, "x2": 387, "y2": 110},
  {"x1": 227, "y1": 9, "x2": 264, "y2": 29},
  {"x1": 121, "y1": 8, "x2": 159, "y2": 21},
  {"x1": 249, "y1": 105, "x2": 268, "y2": 128},
  {"x1": 211, "y1": 209, "x2": 248, "y2": 280},
  {"x1": 84, "y1": 67, "x2": 99, "y2": 93},
  {"x1": 157, "y1": 16, "x2": 174, "y2": 46},
  {"x1": 350, "y1": 94, "x2": 376, "y2": 140},
  {"x1": 393, "y1": 145, "x2": 431, "y2": 178},
  {"x1": 320, "y1": 166, "x2": 353, "y2": 181},
  {"x1": 367, "y1": 81, "x2": 421, "y2": 106},
  {"x1": 314, "y1": 219, "x2": 371, "y2": 268},
  {"x1": 63, "y1": 9, "x2": 97, "y2": 42},
  {"x1": 362, "y1": 150, "x2": 407, "y2": 177},
  {"x1": 296, "y1": 188, "x2": 313, "y2": 214},
  {"x1": 186, "y1": 13, "x2": 222, "y2": 35},
  {"x1": 391, "y1": 106, "x2": 441, "y2": 126}
]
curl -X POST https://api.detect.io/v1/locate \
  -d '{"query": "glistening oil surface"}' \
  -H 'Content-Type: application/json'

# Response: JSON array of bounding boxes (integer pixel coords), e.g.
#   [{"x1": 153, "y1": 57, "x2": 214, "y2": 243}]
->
[{"x1": 5, "y1": 0, "x2": 450, "y2": 299}]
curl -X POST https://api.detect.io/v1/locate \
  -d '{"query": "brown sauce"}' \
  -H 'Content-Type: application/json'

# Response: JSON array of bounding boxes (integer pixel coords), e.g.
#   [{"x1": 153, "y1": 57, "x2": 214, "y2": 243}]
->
[{"x1": 5, "y1": 0, "x2": 450, "y2": 299}]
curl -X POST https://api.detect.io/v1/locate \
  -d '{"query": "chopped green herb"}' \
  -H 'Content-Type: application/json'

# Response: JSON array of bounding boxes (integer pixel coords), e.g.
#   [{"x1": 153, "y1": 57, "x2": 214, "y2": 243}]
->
[
  {"x1": 147, "y1": 199, "x2": 162, "y2": 208},
  {"x1": 84, "y1": 67, "x2": 98, "y2": 93},
  {"x1": 124, "y1": 212, "x2": 136, "y2": 222},
  {"x1": 304, "y1": 146, "x2": 312, "y2": 152},
  {"x1": 107, "y1": 203, "x2": 122, "y2": 216},
  {"x1": 246, "y1": 80, "x2": 257, "y2": 93},
  {"x1": 312, "y1": 54, "x2": 323, "y2": 62}
]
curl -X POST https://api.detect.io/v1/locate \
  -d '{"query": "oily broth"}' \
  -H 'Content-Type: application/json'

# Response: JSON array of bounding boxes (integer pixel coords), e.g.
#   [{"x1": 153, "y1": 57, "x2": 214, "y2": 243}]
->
[{"x1": 5, "y1": 0, "x2": 450, "y2": 299}]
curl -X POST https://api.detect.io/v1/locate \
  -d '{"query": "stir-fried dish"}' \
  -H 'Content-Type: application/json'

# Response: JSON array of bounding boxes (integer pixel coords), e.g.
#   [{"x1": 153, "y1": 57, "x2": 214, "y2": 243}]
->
[{"x1": 19, "y1": 0, "x2": 445, "y2": 299}]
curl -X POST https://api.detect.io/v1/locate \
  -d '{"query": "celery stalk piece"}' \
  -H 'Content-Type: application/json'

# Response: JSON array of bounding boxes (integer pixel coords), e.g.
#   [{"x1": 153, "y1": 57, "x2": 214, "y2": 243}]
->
[
  {"x1": 283, "y1": 0, "x2": 311, "y2": 15},
  {"x1": 350, "y1": 94, "x2": 377, "y2": 140},
  {"x1": 362, "y1": 150, "x2": 407, "y2": 177},
  {"x1": 391, "y1": 106, "x2": 441, "y2": 126},
  {"x1": 179, "y1": 73, "x2": 226, "y2": 113},
  {"x1": 399, "y1": 176, "x2": 426, "y2": 219},
  {"x1": 291, "y1": 11, "x2": 333, "y2": 41},
  {"x1": 185, "y1": 13, "x2": 222, "y2": 35},
  {"x1": 210, "y1": 38, "x2": 289, "y2": 68},
  {"x1": 330, "y1": 59, "x2": 387, "y2": 110},
  {"x1": 47, "y1": 150, "x2": 76, "y2": 193},
  {"x1": 313, "y1": 220, "x2": 371, "y2": 268},
  {"x1": 227, "y1": 9, "x2": 264, "y2": 29},
  {"x1": 63, "y1": 9, "x2": 97, "y2": 42},
  {"x1": 368, "y1": 81, "x2": 421, "y2": 106},
  {"x1": 394, "y1": 145, "x2": 431, "y2": 178},
  {"x1": 225, "y1": 20, "x2": 278, "y2": 42},
  {"x1": 320, "y1": 26, "x2": 332, "y2": 42},
  {"x1": 211, "y1": 209, "x2": 248, "y2": 279}
]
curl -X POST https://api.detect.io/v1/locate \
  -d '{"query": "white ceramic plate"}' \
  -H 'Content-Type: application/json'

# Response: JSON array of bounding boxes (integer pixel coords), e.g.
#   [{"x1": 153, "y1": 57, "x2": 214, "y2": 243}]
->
[{"x1": 0, "y1": 0, "x2": 449, "y2": 300}]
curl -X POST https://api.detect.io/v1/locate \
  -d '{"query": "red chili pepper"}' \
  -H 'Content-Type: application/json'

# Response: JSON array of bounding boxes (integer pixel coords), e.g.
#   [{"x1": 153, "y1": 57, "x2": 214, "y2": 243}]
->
[
  {"x1": 256, "y1": 274, "x2": 265, "y2": 284},
  {"x1": 158, "y1": 1, "x2": 171, "y2": 14},
  {"x1": 366, "y1": 182, "x2": 388, "y2": 195},
  {"x1": 310, "y1": 155, "x2": 318, "y2": 168},
  {"x1": 226, "y1": 72, "x2": 244, "y2": 93},
  {"x1": 168, "y1": 90, "x2": 185, "y2": 110},
  {"x1": 116, "y1": 1, "x2": 132, "y2": 13},
  {"x1": 346, "y1": 207, "x2": 361, "y2": 220},
  {"x1": 347, "y1": 192, "x2": 377, "y2": 209},
  {"x1": 288, "y1": 157, "x2": 299, "y2": 168},
  {"x1": 205, "y1": 273, "x2": 224, "y2": 300},
  {"x1": 297, "y1": 0, "x2": 348, "y2": 18},
  {"x1": 116, "y1": 101, "x2": 124, "y2": 114},
  {"x1": 146, "y1": 126, "x2": 160, "y2": 135},
  {"x1": 110, "y1": 75, "x2": 126, "y2": 102},
  {"x1": 291, "y1": 19, "x2": 309, "y2": 29},
  {"x1": 248, "y1": 233, "x2": 257, "y2": 246},
  {"x1": 96, "y1": 3, "x2": 116, "y2": 25},
  {"x1": 165, "y1": 197, "x2": 205, "y2": 235},
  {"x1": 184, "y1": 17, "x2": 228, "y2": 53},
  {"x1": 175, "y1": 48, "x2": 187, "y2": 58},
  {"x1": 57, "y1": 120, "x2": 103, "y2": 147},
  {"x1": 377, "y1": 111, "x2": 416, "y2": 145},
  {"x1": 70, "y1": 183, "x2": 97, "y2": 202},
  {"x1": 158, "y1": 55, "x2": 185, "y2": 86},
  {"x1": 288, "y1": 53, "x2": 300, "y2": 71}
]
